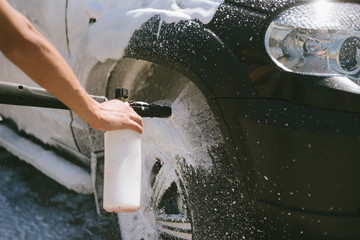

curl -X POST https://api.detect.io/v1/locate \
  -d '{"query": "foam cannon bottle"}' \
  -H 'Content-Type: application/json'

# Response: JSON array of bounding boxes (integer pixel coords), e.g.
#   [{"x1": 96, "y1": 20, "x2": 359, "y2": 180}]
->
[
  {"x1": 103, "y1": 88, "x2": 142, "y2": 213},
  {"x1": 0, "y1": 82, "x2": 171, "y2": 213}
]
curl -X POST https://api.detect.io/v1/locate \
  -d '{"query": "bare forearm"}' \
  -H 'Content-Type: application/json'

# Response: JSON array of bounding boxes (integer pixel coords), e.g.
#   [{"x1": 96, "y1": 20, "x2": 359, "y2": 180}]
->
[
  {"x1": 0, "y1": 2, "x2": 96, "y2": 122},
  {"x1": 0, "y1": 0, "x2": 142, "y2": 133},
  {"x1": 4, "y1": 21, "x2": 99, "y2": 125}
]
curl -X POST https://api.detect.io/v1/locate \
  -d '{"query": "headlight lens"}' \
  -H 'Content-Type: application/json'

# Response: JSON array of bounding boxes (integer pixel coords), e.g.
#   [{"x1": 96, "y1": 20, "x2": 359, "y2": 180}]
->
[{"x1": 265, "y1": 2, "x2": 360, "y2": 80}]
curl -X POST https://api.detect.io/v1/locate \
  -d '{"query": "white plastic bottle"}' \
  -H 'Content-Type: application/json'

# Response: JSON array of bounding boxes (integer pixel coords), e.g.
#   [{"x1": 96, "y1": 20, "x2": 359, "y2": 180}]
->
[
  {"x1": 103, "y1": 88, "x2": 142, "y2": 213},
  {"x1": 103, "y1": 129, "x2": 142, "y2": 213}
]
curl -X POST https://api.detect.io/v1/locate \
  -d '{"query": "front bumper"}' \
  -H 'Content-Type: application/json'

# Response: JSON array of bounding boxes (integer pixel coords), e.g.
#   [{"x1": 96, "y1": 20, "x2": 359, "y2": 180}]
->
[
  {"x1": 217, "y1": 97, "x2": 360, "y2": 238},
  {"x1": 252, "y1": 198, "x2": 360, "y2": 239}
]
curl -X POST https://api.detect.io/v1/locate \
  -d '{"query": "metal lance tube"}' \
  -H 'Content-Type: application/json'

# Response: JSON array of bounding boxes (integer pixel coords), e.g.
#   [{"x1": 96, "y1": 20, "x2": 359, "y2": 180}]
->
[
  {"x1": 0, "y1": 81, "x2": 107, "y2": 109},
  {"x1": 0, "y1": 81, "x2": 171, "y2": 117}
]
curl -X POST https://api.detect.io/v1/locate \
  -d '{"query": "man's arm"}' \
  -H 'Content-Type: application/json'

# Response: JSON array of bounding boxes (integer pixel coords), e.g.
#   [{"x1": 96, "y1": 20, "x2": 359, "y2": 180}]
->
[{"x1": 0, "y1": 0, "x2": 142, "y2": 133}]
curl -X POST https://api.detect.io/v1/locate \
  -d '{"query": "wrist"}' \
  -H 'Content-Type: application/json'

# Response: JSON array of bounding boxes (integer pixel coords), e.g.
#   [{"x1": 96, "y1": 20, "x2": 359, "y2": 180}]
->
[
  {"x1": 87, "y1": 98, "x2": 103, "y2": 129},
  {"x1": 76, "y1": 96, "x2": 103, "y2": 129}
]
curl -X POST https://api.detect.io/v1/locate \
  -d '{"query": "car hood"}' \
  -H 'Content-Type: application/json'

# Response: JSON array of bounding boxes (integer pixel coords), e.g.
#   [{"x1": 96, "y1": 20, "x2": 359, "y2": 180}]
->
[{"x1": 225, "y1": 0, "x2": 351, "y2": 13}]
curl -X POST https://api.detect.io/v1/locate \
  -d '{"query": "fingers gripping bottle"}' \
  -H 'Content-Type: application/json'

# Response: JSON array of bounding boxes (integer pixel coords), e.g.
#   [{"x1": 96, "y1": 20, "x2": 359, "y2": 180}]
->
[{"x1": 103, "y1": 88, "x2": 141, "y2": 212}]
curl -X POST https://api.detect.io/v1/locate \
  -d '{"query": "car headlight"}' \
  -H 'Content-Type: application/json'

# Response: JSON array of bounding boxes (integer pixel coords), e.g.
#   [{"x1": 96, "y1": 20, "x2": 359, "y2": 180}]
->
[{"x1": 265, "y1": 1, "x2": 360, "y2": 80}]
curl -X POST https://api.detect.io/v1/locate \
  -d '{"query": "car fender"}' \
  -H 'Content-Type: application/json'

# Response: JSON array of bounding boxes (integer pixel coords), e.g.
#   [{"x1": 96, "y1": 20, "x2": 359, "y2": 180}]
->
[{"x1": 124, "y1": 16, "x2": 257, "y2": 99}]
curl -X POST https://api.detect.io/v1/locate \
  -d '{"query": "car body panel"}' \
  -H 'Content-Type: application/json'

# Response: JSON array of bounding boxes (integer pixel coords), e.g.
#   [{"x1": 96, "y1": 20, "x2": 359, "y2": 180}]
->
[
  {"x1": 125, "y1": 17, "x2": 257, "y2": 98},
  {"x1": 251, "y1": 198, "x2": 360, "y2": 239},
  {"x1": 0, "y1": 59, "x2": 79, "y2": 157},
  {"x1": 0, "y1": 0, "x2": 79, "y2": 155},
  {"x1": 218, "y1": 98, "x2": 360, "y2": 215},
  {"x1": 9, "y1": 0, "x2": 69, "y2": 56},
  {"x1": 67, "y1": 0, "x2": 94, "y2": 57}
]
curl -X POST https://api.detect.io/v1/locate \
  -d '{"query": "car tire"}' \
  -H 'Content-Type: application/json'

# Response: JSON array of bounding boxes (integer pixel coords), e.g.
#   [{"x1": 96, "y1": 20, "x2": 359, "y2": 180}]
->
[{"x1": 106, "y1": 59, "x2": 251, "y2": 239}]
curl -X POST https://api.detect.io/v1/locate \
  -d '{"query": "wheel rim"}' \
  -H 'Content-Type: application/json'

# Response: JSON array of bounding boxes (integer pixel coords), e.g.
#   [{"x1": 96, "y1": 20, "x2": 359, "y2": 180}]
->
[
  {"x1": 118, "y1": 127, "x2": 193, "y2": 240},
  {"x1": 151, "y1": 159, "x2": 192, "y2": 240}
]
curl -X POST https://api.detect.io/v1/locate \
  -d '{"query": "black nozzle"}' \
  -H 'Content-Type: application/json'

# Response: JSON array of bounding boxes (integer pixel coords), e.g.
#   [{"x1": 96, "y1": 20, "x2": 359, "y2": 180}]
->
[
  {"x1": 114, "y1": 87, "x2": 172, "y2": 118},
  {"x1": 129, "y1": 101, "x2": 172, "y2": 118},
  {"x1": 115, "y1": 88, "x2": 128, "y2": 101}
]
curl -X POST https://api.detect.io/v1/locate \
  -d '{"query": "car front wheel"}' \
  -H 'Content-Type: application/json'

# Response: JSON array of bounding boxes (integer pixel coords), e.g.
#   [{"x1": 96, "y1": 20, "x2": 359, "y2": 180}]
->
[{"x1": 106, "y1": 59, "x2": 250, "y2": 239}]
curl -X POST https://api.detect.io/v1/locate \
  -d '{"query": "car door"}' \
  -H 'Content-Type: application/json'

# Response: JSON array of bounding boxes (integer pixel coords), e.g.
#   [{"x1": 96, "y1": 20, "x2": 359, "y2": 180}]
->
[{"x1": 0, "y1": 0, "x2": 80, "y2": 157}]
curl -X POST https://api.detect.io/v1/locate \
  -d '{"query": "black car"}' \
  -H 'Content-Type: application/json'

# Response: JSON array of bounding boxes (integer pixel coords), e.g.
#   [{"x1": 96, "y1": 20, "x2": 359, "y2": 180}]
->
[{"x1": 0, "y1": 0, "x2": 359, "y2": 239}]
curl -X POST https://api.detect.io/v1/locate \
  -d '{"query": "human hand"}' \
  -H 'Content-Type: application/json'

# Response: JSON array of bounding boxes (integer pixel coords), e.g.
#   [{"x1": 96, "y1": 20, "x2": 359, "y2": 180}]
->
[{"x1": 88, "y1": 99, "x2": 143, "y2": 133}]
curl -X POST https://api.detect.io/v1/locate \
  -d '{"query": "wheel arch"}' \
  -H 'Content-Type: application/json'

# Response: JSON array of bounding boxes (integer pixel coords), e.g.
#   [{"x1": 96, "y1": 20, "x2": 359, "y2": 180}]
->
[
  {"x1": 123, "y1": 16, "x2": 257, "y2": 99},
  {"x1": 84, "y1": 15, "x2": 257, "y2": 100}
]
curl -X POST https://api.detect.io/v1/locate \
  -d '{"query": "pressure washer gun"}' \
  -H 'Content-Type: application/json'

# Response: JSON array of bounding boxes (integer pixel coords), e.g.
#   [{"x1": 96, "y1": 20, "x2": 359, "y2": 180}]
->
[
  {"x1": 0, "y1": 81, "x2": 171, "y2": 215},
  {"x1": 0, "y1": 81, "x2": 171, "y2": 118}
]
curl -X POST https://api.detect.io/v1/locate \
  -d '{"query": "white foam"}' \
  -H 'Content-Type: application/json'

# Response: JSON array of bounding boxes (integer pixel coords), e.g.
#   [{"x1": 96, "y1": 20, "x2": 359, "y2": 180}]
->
[
  {"x1": 119, "y1": 83, "x2": 224, "y2": 239},
  {"x1": 142, "y1": 82, "x2": 223, "y2": 171},
  {"x1": 86, "y1": 0, "x2": 223, "y2": 62}
]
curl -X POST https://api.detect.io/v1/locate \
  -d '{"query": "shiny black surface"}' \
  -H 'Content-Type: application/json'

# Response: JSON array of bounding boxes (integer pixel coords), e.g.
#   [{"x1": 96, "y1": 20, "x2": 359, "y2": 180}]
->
[{"x1": 122, "y1": 0, "x2": 360, "y2": 238}]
